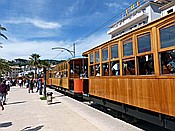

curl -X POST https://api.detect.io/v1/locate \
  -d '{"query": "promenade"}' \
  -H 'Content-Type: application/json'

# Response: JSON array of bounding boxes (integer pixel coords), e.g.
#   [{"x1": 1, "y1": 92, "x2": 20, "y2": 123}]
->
[{"x1": 0, "y1": 86, "x2": 142, "y2": 131}]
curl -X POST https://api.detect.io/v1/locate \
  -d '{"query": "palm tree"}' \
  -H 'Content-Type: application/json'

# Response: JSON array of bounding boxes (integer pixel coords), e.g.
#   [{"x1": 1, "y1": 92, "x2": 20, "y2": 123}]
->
[
  {"x1": 0, "y1": 25, "x2": 8, "y2": 40},
  {"x1": 29, "y1": 53, "x2": 41, "y2": 79},
  {"x1": 0, "y1": 59, "x2": 11, "y2": 81}
]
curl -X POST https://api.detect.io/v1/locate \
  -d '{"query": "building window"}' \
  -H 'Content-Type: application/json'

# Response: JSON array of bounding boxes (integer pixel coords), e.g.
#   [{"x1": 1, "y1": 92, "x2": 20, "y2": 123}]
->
[
  {"x1": 102, "y1": 48, "x2": 108, "y2": 61},
  {"x1": 90, "y1": 53, "x2": 94, "y2": 64},
  {"x1": 111, "y1": 44, "x2": 118, "y2": 59},
  {"x1": 160, "y1": 23, "x2": 175, "y2": 48},
  {"x1": 159, "y1": 50, "x2": 175, "y2": 74},
  {"x1": 137, "y1": 54, "x2": 154, "y2": 75},
  {"x1": 123, "y1": 59, "x2": 135, "y2": 75},
  {"x1": 111, "y1": 61, "x2": 120, "y2": 76},
  {"x1": 95, "y1": 51, "x2": 100, "y2": 63},
  {"x1": 123, "y1": 38, "x2": 133, "y2": 56},
  {"x1": 137, "y1": 33, "x2": 151, "y2": 53}
]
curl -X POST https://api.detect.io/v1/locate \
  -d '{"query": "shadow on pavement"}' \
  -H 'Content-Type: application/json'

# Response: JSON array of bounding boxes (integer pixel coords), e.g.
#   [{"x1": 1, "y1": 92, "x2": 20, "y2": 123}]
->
[
  {"x1": 20, "y1": 125, "x2": 44, "y2": 131},
  {"x1": 50, "y1": 101, "x2": 61, "y2": 105},
  {"x1": 0, "y1": 121, "x2": 12, "y2": 128},
  {"x1": 53, "y1": 95, "x2": 64, "y2": 98},
  {"x1": 7, "y1": 101, "x2": 27, "y2": 105}
]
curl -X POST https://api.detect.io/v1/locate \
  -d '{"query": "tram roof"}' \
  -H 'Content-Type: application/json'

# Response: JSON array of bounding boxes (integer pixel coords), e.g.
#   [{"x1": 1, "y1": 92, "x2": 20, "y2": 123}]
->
[{"x1": 82, "y1": 11, "x2": 175, "y2": 56}]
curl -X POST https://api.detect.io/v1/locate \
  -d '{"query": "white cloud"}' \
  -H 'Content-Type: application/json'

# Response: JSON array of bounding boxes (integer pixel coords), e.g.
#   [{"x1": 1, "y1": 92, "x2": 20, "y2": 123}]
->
[
  {"x1": 0, "y1": 33, "x2": 110, "y2": 60},
  {"x1": 30, "y1": 19, "x2": 61, "y2": 29},
  {"x1": 75, "y1": 33, "x2": 110, "y2": 57},
  {"x1": 65, "y1": 0, "x2": 80, "y2": 16},
  {"x1": 105, "y1": 3, "x2": 121, "y2": 8},
  {"x1": 105, "y1": 1, "x2": 130, "y2": 10},
  {"x1": 5, "y1": 18, "x2": 61, "y2": 29}
]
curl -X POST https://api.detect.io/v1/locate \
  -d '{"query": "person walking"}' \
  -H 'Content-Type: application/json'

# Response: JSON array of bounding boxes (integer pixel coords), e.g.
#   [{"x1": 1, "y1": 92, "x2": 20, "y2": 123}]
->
[
  {"x1": 38, "y1": 78, "x2": 42, "y2": 95},
  {"x1": 18, "y1": 79, "x2": 22, "y2": 88},
  {"x1": 28, "y1": 78, "x2": 34, "y2": 93},
  {"x1": 0, "y1": 81, "x2": 7, "y2": 108},
  {"x1": 0, "y1": 101, "x2": 4, "y2": 111},
  {"x1": 2, "y1": 81, "x2": 8, "y2": 105}
]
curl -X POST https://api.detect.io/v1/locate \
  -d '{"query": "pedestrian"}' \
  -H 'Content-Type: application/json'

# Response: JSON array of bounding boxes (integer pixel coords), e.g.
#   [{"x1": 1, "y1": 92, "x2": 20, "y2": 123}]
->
[
  {"x1": 0, "y1": 81, "x2": 8, "y2": 106},
  {"x1": 25, "y1": 78, "x2": 29, "y2": 88},
  {"x1": 29, "y1": 78, "x2": 34, "y2": 93},
  {"x1": 38, "y1": 78, "x2": 42, "y2": 95},
  {"x1": 0, "y1": 82, "x2": 5, "y2": 110},
  {"x1": 2, "y1": 81, "x2": 10, "y2": 105},
  {"x1": 36, "y1": 78, "x2": 39, "y2": 92},
  {"x1": 5, "y1": 79, "x2": 10, "y2": 91},
  {"x1": 0, "y1": 101, "x2": 4, "y2": 111},
  {"x1": 18, "y1": 79, "x2": 22, "y2": 88}
]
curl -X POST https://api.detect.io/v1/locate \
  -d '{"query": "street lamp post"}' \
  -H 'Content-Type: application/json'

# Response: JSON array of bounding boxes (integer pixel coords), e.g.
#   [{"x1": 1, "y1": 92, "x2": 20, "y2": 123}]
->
[{"x1": 52, "y1": 43, "x2": 75, "y2": 58}]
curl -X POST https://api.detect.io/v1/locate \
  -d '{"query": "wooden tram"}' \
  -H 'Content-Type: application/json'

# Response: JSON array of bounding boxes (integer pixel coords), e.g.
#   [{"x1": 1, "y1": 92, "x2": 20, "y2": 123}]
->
[
  {"x1": 46, "y1": 58, "x2": 89, "y2": 97},
  {"x1": 82, "y1": 12, "x2": 175, "y2": 130}
]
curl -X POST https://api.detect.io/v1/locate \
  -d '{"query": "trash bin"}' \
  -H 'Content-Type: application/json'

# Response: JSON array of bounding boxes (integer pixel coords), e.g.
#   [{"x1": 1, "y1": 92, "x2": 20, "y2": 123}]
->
[{"x1": 47, "y1": 92, "x2": 53, "y2": 105}]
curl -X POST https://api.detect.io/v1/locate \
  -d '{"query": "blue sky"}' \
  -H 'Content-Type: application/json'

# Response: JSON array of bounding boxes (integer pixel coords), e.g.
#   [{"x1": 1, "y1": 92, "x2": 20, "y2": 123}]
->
[{"x1": 0, "y1": 0, "x2": 135, "y2": 60}]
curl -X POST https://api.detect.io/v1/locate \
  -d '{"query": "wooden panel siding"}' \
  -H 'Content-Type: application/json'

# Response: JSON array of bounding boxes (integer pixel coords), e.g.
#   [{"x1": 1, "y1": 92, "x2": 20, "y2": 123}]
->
[
  {"x1": 47, "y1": 78, "x2": 52, "y2": 86},
  {"x1": 89, "y1": 77, "x2": 175, "y2": 117},
  {"x1": 51, "y1": 77, "x2": 69, "y2": 89},
  {"x1": 83, "y1": 12, "x2": 175, "y2": 118}
]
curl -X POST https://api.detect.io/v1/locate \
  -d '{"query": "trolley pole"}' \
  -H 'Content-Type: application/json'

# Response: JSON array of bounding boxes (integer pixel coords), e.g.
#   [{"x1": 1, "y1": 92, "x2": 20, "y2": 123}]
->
[{"x1": 52, "y1": 43, "x2": 75, "y2": 58}]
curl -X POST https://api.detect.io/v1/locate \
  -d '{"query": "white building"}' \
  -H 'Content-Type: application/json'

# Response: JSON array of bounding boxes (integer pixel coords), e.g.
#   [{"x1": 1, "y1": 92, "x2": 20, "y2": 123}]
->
[
  {"x1": 8, "y1": 66, "x2": 22, "y2": 78},
  {"x1": 159, "y1": 0, "x2": 175, "y2": 16},
  {"x1": 107, "y1": 0, "x2": 174, "y2": 39}
]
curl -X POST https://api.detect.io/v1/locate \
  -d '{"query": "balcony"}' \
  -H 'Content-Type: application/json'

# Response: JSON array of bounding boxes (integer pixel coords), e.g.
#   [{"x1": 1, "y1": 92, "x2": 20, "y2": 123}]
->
[{"x1": 107, "y1": 10, "x2": 148, "y2": 35}]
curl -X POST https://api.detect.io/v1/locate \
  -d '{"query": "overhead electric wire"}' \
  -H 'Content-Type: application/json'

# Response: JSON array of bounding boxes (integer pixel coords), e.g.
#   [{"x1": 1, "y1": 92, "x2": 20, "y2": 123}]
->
[
  {"x1": 52, "y1": 0, "x2": 147, "y2": 59},
  {"x1": 83, "y1": 0, "x2": 147, "y2": 39}
]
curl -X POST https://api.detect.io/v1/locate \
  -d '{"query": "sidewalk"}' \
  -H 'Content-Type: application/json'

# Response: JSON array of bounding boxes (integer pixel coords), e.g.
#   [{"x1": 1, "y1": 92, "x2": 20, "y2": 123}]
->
[{"x1": 0, "y1": 86, "x2": 142, "y2": 131}]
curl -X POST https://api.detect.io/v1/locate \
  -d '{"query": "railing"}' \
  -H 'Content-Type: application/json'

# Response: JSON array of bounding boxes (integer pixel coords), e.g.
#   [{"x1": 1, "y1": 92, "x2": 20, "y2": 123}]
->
[{"x1": 107, "y1": 10, "x2": 148, "y2": 34}]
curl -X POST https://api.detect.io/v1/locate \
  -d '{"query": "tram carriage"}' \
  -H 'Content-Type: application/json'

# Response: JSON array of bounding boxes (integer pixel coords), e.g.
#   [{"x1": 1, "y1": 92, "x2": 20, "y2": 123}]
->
[
  {"x1": 46, "y1": 58, "x2": 89, "y2": 97},
  {"x1": 82, "y1": 12, "x2": 175, "y2": 130},
  {"x1": 46, "y1": 3, "x2": 175, "y2": 130}
]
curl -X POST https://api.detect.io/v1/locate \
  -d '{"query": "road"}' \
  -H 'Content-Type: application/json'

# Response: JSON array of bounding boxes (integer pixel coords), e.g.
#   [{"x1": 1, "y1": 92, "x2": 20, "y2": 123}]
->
[{"x1": 0, "y1": 86, "x2": 142, "y2": 131}]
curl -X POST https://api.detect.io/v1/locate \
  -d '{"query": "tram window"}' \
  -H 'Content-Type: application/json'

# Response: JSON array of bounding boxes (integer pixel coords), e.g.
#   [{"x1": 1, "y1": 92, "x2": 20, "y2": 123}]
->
[
  {"x1": 123, "y1": 38, "x2": 133, "y2": 56},
  {"x1": 102, "y1": 63, "x2": 109, "y2": 76},
  {"x1": 138, "y1": 54, "x2": 154, "y2": 75},
  {"x1": 123, "y1": 59, "x2": 135, "y2": 75},
  {"x1": 137, "y1": 33, "x2": 151, "y2": 53},
  {"x1": 102, "y1": 48, "x2": 108, "y2": 61},
  {"x1": 95, "y1": 51, "x2": 100, "y2": 63},
  {"x1": 63, "y1": 71, "x2": 67, "y2": 77},
  {"x1": 111, "y1": 61, "x2": 120, "y2": 76},
  {"x1": 160, "y1": 50, "x2": 175, "y2": 74},
  {"x1": 90, "y1": 66, "x2": 94, "y2": 76},
  {"x1": 111, "y1": 44, "x2": 118, "y2": 59},
  {"x1": 95, "y1": 64, "x2": 100, "y2": 76},
  {"x1": 160, "y1": 23, "x2": 175, "y2": 48},
  {"x1": 90, "y1": 53, "x2": 94, "y2": 64}
]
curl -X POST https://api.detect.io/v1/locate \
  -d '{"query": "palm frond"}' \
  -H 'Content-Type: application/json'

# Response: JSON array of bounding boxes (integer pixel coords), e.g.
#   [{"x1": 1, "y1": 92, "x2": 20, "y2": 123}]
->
[
  {"x1": 0, "y1": 25, "x2": 7, "y2": 31},
  {"x1": 0, "y1": 33, "x2": 8, "y2": 40}
]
